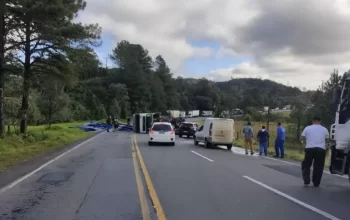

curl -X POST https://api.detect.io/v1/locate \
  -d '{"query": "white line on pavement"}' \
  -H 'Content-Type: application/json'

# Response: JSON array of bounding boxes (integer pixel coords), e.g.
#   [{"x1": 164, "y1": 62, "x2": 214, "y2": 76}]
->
[
  {"x1": 191, "y1": 151, "x2": 214, "y2": 162},
  {"x1": 0, "y1": 132, "x2": 104, "y2": 195},
  {"x1": 243, "y1": 176, "x2": 341, "y2": 220}
]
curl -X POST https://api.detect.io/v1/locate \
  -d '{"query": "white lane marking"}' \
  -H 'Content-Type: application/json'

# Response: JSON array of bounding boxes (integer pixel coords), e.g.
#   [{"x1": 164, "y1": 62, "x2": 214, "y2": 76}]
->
[
  {"x1": 263, "y1": 154, "x2": 348, "y2": 179},
  {"x1": 243, "y1": 176, "x2": 341, "y2": 220},
  {"x1": 191, "y1": 151, "x2": 214, "y2": 162},
  {"x1": 0, "y1": 132, "x2": 104, "y2": 194}
]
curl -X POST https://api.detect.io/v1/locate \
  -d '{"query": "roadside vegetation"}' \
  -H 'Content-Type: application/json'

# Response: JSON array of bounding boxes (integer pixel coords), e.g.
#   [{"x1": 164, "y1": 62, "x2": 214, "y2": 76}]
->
[{"x1": 0, "y1": 122, "x2": 91, "y2": 171}]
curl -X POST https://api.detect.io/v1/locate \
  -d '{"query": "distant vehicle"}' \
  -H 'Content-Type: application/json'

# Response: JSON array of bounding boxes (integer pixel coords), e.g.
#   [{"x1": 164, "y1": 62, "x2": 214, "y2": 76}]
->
[
  {"x1": 180, "y1": 111, "x2": 186, "y2": 117},
  {"x1": 178, "y1": 122, "x2": 198, "y2": 138},
  {"x1": 171, "y1": 117, "x2": 185, "y2": 129},
  {"x1": 148, "y1": 122, "x2": 175, "y2": 146},
  {"x1": 201, "y1": 111, "x2": 213, "y2": 117},
  {"x1": 167, "y1": 110, "x2": 180, "y2": 118},
  {"x1": 194, "y1": 118, "x2": 234, "y2": 150}
]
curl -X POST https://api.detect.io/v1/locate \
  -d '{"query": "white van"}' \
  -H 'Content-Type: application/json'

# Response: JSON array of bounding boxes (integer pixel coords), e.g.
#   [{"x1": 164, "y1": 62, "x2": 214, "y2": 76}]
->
[{"x1": 194, "y1": 118, "x2": 234, "y2": 149}]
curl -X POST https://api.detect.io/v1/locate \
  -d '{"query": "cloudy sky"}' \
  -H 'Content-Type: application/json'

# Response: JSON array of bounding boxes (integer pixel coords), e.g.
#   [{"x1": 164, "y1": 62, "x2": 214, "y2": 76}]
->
[{"x1": 77, "y1": 0, "x2": 350, "y2": 90}]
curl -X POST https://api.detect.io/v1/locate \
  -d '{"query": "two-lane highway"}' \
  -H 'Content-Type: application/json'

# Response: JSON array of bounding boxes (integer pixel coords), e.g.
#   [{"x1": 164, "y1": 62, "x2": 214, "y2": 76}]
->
[
  {"x1": 135, "y1": 133, "x2": 350, "y2": 220},
  {"x1": 0, "y1": 130, "x2": 349, "y2": 220}
]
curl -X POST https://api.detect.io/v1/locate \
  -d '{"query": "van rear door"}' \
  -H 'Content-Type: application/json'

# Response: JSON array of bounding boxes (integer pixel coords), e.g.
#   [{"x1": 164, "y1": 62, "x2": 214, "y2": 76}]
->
[{"x1": 212, "y1": 120, "x2": 234, "y2": 144}]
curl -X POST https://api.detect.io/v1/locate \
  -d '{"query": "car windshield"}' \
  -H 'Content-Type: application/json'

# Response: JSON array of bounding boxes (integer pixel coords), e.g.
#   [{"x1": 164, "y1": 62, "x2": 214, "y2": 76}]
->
[{"x1": 152, "y1": 124, "x2": 172, "y2": 131}]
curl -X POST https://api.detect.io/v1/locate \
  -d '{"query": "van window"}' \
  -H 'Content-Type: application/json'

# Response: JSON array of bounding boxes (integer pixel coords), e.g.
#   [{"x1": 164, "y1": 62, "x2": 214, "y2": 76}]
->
[{"x1": 209, "y1": 123, "x2": 213, "y2": 136}]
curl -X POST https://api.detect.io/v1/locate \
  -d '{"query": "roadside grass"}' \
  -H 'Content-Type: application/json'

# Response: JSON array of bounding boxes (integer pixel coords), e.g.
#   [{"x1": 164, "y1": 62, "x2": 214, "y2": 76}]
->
[
  {"x1": 0, "y1": 122, "x2": 92, "y2": 171},
  {"x1": 194, "y1": 118, "x2": 331, "y2": 165}
]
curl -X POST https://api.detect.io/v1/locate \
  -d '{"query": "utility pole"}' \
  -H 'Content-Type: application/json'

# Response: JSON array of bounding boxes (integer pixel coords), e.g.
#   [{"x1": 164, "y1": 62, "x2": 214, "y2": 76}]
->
[{"x1": 0, "y1": 0, "x2": 5, "y2": 137}]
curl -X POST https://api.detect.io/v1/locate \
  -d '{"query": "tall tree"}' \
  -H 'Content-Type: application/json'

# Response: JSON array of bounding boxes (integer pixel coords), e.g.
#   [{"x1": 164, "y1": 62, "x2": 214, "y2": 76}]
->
[
  {"x1": 110, "y1": 41, "x2": 152, "y2": 113},
  {"x1": 7, "y1": 0, "x2": 101, "y2": 133},
  {"x1": 0, "y1": 0, "x2": 5, "y2": 136}
]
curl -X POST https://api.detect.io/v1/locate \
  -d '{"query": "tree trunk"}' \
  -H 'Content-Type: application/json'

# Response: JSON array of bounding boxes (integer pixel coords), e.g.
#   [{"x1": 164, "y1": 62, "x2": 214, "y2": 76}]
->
[
  {"x1": 19, "y1": 20, "x2": 31, "y2": 134},
  {"x1": 48, "y1": 96, "x2": 52, "y2": 127},
  {"x1": 0, "y1": 0, "x2": 5, "y2": 137}
]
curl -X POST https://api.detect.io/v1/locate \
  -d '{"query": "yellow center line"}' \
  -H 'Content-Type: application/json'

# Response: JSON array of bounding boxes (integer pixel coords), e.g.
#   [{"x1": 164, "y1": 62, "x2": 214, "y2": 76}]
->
[
  {"x1": 133, "y1": 134, "x2": 167, "y2": 220},
  {"x1": 132, "y1": 135, "x2": 151, "y2": 220}
]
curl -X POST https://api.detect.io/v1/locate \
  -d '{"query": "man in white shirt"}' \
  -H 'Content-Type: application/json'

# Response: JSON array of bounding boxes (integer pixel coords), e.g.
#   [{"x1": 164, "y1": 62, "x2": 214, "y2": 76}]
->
[{"x1": 300, "y1": 116, "x2": 329, "y2": 187}]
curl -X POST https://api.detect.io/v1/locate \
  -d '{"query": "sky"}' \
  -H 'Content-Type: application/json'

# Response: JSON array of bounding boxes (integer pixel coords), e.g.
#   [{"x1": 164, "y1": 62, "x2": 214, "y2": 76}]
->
[{"x1": 77, "y1": 0, "x2": 350, "y2": 90}]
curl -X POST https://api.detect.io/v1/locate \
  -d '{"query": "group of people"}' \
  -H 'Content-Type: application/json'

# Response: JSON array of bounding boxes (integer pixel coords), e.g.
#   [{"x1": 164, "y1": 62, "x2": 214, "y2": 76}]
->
[
  {"x1": 243, "y1": 116, "x2": 329, "y2": 187},
  {"x1": 106, "y1": 116, "x2": 119, "y2": 132},
  {"x1": 243, "y1": 122, "x2": 285, "y2": 157}
]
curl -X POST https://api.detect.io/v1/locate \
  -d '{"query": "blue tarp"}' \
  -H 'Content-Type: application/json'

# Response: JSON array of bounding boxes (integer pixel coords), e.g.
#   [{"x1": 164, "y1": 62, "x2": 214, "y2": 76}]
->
[
  {"x1": 117, "y1": 125, "x2": 133, "y2": 132},
  {"x1": 70, "y1": 121, "x2": 133, "y2": 132}
]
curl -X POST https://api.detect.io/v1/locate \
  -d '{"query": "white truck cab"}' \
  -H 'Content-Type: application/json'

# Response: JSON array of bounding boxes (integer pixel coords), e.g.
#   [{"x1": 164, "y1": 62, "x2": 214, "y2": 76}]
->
[
  {"x1": 329, "y1": 70, "x2": 350, "y2": 183},
  {"x1": 194, "y1": 118, "x2": 234, "y2": 150}
]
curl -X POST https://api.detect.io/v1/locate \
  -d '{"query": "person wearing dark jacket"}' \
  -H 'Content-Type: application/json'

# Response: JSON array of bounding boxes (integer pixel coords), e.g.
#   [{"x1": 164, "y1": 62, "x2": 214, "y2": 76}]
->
[
  {"x1": 106, "y1": 116, "x2": 112, "y2": 132},
  {"x1": 257, "y1": 126, "x2": 269, "y2": 156}
]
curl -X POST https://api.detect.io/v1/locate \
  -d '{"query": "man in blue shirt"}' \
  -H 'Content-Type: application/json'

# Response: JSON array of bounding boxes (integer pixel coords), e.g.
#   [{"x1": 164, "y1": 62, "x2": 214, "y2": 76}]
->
[
  {"x1": 257, "y1": 126, "x2": 269, "y2": 156},
  {"x1": 274, "y1": 122, "x2": 286, "y2": 158}
]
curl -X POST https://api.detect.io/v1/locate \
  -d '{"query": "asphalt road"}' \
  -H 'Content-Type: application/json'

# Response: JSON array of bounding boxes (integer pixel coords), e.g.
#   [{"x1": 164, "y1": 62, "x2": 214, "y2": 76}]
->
[{"x1": 1, "y1": 131, "x2": 350, "y2": 220}]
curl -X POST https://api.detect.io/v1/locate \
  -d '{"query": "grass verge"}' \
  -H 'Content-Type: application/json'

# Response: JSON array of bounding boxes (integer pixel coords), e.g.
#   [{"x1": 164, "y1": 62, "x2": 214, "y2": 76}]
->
[{"x1": 0, "y1": 122, "x2": 92, "y2": 171}]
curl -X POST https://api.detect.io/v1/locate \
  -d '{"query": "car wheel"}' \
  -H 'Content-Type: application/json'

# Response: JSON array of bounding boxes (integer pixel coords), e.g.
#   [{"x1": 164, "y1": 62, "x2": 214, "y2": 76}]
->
[
  {"x1": 148, "y1": 141, "x2": 152, "y2": 146},
  {"x1": 171, "y1": 142, "x2": 175, "y2": 146},
  {"x1": 179, "y1": 135, "x2": 182, "y2": 138},
  {"x1": 227, "y1": 144, "x2": 232, "y2": 150},
  {"x1": 194, "y1": 138, "x2": 199, "y2": 145}
]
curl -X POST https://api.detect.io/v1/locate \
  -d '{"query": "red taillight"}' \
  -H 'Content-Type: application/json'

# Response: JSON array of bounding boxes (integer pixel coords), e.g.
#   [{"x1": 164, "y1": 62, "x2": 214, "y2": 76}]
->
[
  {"x1": 150, "y1": 128, "x2": 153, "y2": 134},
  {"x1": 170, "y1": 128, "x2": 174, "y2": 135}
]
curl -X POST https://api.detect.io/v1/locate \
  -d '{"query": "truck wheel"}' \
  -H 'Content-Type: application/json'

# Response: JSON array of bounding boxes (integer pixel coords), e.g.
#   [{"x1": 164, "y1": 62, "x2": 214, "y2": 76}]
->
[{"x1": 227, "y1": 144, "x2": 232, "y2": 150}]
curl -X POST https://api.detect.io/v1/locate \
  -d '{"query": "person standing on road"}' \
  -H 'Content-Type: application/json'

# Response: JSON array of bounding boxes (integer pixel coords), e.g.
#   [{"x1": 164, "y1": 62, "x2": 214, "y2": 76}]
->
[
  {"x1": 113, "y1": 118, "x2": 119, "y2": 132},
  {"x1": 300, "y1": 116, "x2": 329, "y2": 187},
  {"x1": 257, "y1": 126, "x2": 269, "y2": 156},
  {"x1": 243, "y1": 122, "x2": 254, "y2": 155},
  {"x1": 106, "y1": 116, "x2": 112, "y2": 132},
  {"x1": 274, "y1": 122, "x2": 286, "y2": 158}
]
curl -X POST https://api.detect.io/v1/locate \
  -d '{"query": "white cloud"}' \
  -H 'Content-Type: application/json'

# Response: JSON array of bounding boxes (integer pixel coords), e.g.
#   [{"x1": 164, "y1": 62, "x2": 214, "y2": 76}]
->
[{"x1": 79, "y1": 0, "x2": 350, "y2": 89}]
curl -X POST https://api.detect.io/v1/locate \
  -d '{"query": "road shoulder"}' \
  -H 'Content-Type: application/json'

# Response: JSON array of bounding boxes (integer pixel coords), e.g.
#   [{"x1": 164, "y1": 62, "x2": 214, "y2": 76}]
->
[{"x1": 0, "y1": 131, "x2": 102, "y2": 190}]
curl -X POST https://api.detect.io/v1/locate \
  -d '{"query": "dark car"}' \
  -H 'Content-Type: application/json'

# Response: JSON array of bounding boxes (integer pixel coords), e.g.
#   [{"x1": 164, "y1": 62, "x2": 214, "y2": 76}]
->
[{"x1": 178, "y1": 122, "x2": 198, "y2": 138}]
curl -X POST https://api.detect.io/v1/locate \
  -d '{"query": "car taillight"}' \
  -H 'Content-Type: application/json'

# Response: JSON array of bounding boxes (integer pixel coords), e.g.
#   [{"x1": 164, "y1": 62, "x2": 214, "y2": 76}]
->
[
  {"x1": 170, "y1": 128, "x2": 174, "y2": 135},
  {"x1": 150, "y1": 128, "x2": 153, "y2": 134}
]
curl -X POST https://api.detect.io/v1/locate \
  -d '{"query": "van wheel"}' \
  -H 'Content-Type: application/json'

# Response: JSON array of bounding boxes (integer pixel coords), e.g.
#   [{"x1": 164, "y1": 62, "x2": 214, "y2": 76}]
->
[
  {"x1": 227, "y1": 144, "x2": 232, "y2": 150},
  {"x1": 204, "y1": 139, "x2": 211, "y2": 148}
]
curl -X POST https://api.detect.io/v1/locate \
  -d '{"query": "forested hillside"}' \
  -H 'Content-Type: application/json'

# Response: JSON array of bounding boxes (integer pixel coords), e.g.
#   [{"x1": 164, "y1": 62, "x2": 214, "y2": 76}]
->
[{"x1": 0, "y1": 0, "x2": 339, "y2": 137}]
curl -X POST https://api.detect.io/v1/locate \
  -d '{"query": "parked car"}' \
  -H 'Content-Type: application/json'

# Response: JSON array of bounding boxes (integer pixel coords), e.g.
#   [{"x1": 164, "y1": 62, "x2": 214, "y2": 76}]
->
[
  {"x1": 178, "y1": 122, "x2": 198, "y2": 138},
  {"x1": 194, "y1": 118, "x2": 234, "y2": 150},
  {"x1": 148, "y1": 122, "x2": 175, "y2": 146}
]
